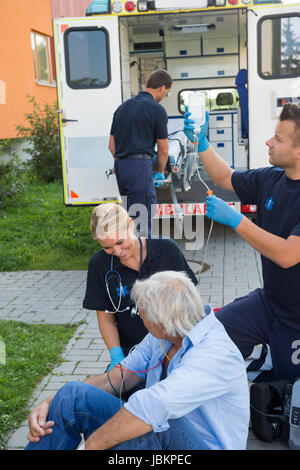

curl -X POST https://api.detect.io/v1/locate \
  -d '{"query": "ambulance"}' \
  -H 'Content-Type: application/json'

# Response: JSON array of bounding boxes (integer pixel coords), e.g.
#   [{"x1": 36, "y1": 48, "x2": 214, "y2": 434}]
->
[{"x1": 53, "y1": 0, "x2": 300, "y2": 220}]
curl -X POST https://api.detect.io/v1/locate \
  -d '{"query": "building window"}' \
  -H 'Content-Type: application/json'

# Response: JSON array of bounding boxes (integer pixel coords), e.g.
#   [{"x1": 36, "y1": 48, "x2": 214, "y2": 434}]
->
[
  {"x1": 258, "y1": 14, "x2": 300, "y2": 79},
  {"x1": 31, "y1": 31, "x2": 56, "y2": 85}
]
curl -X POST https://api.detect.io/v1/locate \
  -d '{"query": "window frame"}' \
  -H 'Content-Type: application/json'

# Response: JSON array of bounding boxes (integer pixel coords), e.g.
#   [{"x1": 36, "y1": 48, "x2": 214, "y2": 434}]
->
[
  {"x1": 177, "y1": 86, "x2": 239, "y2": 115},
  {"x1": 64, "y1": 26, "x2": 111, "y2": 90},
  {"x1": 257, "y1": 13, "x2": 300, "y2": 80},
  {"x1": 31, "y1": 31, "x2": 56, "y2": 86}
]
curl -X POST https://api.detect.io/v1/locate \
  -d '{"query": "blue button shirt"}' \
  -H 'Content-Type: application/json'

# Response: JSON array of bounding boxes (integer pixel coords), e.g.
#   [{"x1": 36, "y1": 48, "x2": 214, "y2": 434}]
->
[
  {"x1": 110, "y1": 91, "x2": 168, "y2": 158},
  {"x1": 122, "y1": 309, "x2": 250, "y2": 450}
]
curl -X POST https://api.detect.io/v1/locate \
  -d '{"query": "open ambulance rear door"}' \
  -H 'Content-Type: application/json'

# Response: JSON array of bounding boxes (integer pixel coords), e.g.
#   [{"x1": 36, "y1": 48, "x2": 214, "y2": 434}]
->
[
  {"x1": 247, "y1": 4, "x2": 300, "y2": 170},
  {"x1": 53, "y1": 16, "x2": 123, "y2": 205}
]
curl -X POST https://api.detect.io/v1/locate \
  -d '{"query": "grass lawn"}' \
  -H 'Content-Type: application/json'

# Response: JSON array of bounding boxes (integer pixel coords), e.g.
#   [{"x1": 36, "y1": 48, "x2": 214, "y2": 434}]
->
[
  {"x1": 0, "y1": 179, "x2": 100, "y2": 271},
  {"x1": 0, "y1": 319, "x2": 78, "y2": 449}
]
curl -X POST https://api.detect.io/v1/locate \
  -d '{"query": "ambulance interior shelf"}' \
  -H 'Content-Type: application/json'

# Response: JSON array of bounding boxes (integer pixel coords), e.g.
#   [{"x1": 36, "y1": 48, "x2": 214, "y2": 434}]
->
[{"x1": 154, "y1": 108, "x2": 247, "y2": 198}]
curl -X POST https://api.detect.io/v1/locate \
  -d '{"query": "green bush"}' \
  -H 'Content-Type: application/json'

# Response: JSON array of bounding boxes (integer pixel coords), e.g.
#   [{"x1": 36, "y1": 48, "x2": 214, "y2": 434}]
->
[
  {"x1": 16, "y1": 96, "x2": 61, "y2": 183},
  {"x1": 0, "y1": 140, "x2": 25, "y2": 209}
]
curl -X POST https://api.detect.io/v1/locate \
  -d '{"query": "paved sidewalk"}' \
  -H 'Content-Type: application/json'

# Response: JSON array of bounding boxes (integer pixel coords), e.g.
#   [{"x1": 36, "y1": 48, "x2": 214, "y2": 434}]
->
[{"x1": 2, "y1": 220, "x2": 288, "y2": 450}]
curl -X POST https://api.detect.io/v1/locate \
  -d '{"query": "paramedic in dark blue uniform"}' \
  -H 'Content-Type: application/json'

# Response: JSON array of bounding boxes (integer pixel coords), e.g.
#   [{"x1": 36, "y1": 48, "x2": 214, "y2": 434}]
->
[
  {"x1": 83, "y1": 203, "x2": 197, "y2": 372},
  {"x1": 108, "y1": 69, "x2": 172, "y2": 234},
  {"x1": 184, "y1": 102, "x2": 300, "y2": 381}
]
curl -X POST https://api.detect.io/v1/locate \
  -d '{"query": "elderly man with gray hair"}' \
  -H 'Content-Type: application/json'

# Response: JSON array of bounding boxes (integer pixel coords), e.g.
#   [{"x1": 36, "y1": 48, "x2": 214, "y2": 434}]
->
[{"x1": 25, "y1": 271, "x2": 249, "y2": 451}]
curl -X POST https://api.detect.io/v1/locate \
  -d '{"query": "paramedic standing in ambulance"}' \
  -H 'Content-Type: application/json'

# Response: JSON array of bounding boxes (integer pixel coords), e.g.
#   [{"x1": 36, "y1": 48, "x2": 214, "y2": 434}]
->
[
  {"x1": 184, "y1": 102, "x2": 300, "y2": 382},
  {"x1": 108, "y1": 69, "x2": 172, "y2": 234}
]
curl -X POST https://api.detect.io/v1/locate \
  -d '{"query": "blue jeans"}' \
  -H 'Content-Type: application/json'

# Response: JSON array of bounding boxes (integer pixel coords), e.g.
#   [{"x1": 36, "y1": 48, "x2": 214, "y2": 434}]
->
[{"x1": 25, "y1": 381, "x2": 209, "y2": 450}]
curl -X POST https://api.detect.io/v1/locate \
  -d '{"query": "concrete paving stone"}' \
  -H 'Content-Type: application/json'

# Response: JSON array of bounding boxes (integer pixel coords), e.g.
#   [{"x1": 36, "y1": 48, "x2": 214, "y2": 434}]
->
[
  {"x1": 64, "y1": 337, "x2": 83, "y2": 350},
  {"x1": 83, "y1": 329, "x2": 101, "y2": 337},
  {"x1": 52, "y1": 361, "x2": 77, "y2": 374},
  {"x1": 42, "y1": 312, "x2": 81, "y2": 322},
  {"x1": 0, "y1": 293, "x2": 18, "y2": 301},
  {"x1": 61, "y1": 298, "x2": 84, "y2": 306},
  {"x1": 209, "y1": 295, "x2": 223, "y2": 303},
  {"x1": 11, "y1": 313, "x2": 36, "y2": 322},
  {"x1": 236, "y1": 289, "x2": 252, "y2": 297},
  {"x1": 77, "y1": 332, "x2": 101, "y2": 339},
  {"x1": 30, "y1": 301, "x2": 63, "y2": 309},
  {"x1": 198, "y1": 276, "x2": 213, "y2": 283},
  {"x1": 6, "y1": 426, "x2": 28, "y2": 449},
  {"x1": 66, "y1": 354, "x2": 101, "y2": 362},
  {"x1": 72, "y1": 313, "x2": 89, "y2": 323},
  {"x1": 249, "y1": 281, "x2": 261, "y2": 289},
  {"x1": 206, "y1": 284, "x2": 223, "y2": 291},
  {"x1": 39, "y1": 317, "x2": 74, "y2": 325},
  {"x1": 76, "y1": 361, "x2": 109, "y2": 368},
  {"x1": 43, "y1": 382, "x2": 65, "y2": 392},
  {"x1": 47, "y1": 374, "x2": 87, "y2": 383},
  {"x1": 3, "y1": 310, "x2": 25, "y2": 320},
  {"x1": 87, "y1": 342, "x2": 107, "y2": 351},
  {"x1": 36, "y1": 375, "x2": 52, "y2": 390},
  {"x1": 0, "y1": 310, "x2": 14, "y2": 319},
  {"x1": 199, "y1": 296, "x2": 210, "y2": 304},
  {"x1": 223, "y1": 298, "x2": 236, "y2": 306},
  {"x1": 74, "y1": 367, "x2": 107, "y2": 376},
  {"x1": 85, "y1": 319, "x2": 100, "y2": 327},
  {"x1": 31, "y1": 390, "x2": 57, "y2": 407},
  {"x1": 89, "y1": 337, "x2": 104, "y2": 344},
  {"x1": 235, "y1": 282, "x2": 250, "y2": 289},
  {"x1": 99, "y1": 349, "x2": 111, "y2": 361},
  {"x1": 70, "y1": 338, "x2": 92, "y2": 349}
]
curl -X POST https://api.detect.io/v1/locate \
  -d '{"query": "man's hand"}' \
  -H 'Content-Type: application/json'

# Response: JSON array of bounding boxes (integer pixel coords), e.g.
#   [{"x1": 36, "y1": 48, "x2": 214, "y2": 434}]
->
[
  {"x1": 206, "y1": 195, "x2": 243, "y2": 230},
  {"x1": 85, "y1": 407, "x2": 152, "y2": 450},
  {"x1": 184, "y1": 108, "x2": 210, "y2": 153},
  {"x1": 27, "y1": 398, "x2": 54, "y2": 443},
  {"x1": 153, "y1": 172, "x2": 165, "y2": 187}
]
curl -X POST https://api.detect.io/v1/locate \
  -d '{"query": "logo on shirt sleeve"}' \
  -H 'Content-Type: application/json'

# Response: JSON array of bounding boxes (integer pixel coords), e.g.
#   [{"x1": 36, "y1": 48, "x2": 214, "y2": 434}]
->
[{"x1": 265, "y1": 197, "x2": 274, "y2": 211}]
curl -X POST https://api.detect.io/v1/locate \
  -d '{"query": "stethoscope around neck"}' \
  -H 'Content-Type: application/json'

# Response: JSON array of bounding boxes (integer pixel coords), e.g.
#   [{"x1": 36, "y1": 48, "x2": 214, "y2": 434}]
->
[{"x1": 104, "y1": 236, "x2": 143, "y2": 316}]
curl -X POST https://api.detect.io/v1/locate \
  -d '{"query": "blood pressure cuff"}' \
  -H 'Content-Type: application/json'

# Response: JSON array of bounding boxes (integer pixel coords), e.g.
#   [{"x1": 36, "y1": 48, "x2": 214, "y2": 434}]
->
[{"x1": 250, "y1": 379, "x2": 291, "y2": 442}]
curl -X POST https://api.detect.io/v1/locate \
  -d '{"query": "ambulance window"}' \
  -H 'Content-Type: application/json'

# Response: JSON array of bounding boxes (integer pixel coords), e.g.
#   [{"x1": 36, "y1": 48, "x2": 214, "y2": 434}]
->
[
  {"x1": 258, "y1": 14, "x2": 300, "y2": 79},
  {"x1": 64, "y1": 27, "x2": 110, "y2": 89},
  {"x1": 178, "y1": 88, "x2": 239, "y2": 114}
]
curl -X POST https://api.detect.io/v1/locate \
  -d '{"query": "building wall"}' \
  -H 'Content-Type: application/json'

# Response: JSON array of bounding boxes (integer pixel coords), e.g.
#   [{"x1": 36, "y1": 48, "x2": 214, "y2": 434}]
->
[
  {"x1": 0, "y1": 0, "x2": 57, "y2": 139},
  {"x1": 51, "y1": 0, "x2": 92, "y2": 18}
]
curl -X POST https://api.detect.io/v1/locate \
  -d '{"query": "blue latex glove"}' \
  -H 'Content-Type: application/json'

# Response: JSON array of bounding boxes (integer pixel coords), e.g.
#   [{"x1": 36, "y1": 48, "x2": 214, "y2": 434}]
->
[
  {"x1": 107, "y1": 346, "x2": 125, "y2": 372},
  {"x1": 153, "y1": 171, "x2": 165, "y2": 187},
  {"x1": 206, "y1": 195, "x2": 243, "y2": 230},
  {"x1": 184, "y1": 107, "x2": 210, "y2": 153}
]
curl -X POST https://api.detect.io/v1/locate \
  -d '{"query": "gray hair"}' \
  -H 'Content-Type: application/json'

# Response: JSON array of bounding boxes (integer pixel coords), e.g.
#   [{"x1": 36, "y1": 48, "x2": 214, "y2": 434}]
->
[{"x1": 130, "y1": 271, "x2": 205, "y2": 337}]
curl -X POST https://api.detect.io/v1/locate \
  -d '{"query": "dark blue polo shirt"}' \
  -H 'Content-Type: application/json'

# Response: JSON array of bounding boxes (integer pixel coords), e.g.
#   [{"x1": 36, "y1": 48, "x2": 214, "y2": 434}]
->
[
  {"x1": 232, "y1": 166, "x2": 300, "y2": 327},
  {"x1": 110, "y1": 91, "x2": 168, "y2": 158},
  {"x1": 83, "y1": 237, "x2": 197, "y2": 352}
]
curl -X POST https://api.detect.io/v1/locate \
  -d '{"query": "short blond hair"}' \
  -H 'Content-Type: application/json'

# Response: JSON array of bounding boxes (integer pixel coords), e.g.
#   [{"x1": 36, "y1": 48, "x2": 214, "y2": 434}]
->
[{"x1": 90, "y1": 203, "x2": 130, "y2": 240}]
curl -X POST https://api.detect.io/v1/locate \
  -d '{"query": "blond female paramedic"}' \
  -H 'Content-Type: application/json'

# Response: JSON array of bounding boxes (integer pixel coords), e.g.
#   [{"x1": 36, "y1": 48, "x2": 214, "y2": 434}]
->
[{"x1": 83, "y1": 203, "x2": 197, "y2": 371}]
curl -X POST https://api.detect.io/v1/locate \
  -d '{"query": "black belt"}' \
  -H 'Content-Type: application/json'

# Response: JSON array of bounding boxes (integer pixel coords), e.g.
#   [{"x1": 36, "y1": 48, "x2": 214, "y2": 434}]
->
[{"x1": 116, "y1": 154, "x2": 153, "y2": 160}]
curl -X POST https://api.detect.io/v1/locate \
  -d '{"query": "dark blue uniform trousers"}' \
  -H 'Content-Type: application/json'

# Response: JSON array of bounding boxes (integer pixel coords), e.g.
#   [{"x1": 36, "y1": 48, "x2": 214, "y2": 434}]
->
[
  {"x1": 215, "y1": 288, "x2": 300, "y2": 381},
  {"x1": 115, "y1": 157, "x2": 157, "y2": 234}
]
